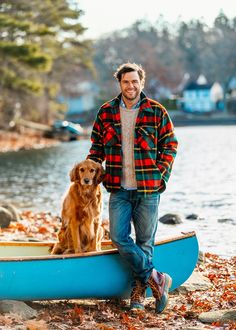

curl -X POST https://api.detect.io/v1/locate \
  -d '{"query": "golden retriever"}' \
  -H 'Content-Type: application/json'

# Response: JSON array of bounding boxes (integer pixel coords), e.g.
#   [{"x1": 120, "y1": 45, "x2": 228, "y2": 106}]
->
[{"x1": 51, "y1": 159, "x2": 104, "y2": 254}]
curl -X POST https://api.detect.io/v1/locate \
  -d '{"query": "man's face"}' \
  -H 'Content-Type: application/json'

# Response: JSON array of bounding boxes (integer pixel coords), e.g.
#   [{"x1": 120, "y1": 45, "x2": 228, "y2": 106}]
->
[{"x1": 119, "y1": 71, "x2": 144, "y2": 103}]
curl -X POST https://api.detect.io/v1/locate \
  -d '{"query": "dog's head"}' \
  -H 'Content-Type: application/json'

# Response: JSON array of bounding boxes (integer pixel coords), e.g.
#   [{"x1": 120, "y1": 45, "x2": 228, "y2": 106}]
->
[{"x1": 70, "y1": 159, "x2": 105, "y2": 186}]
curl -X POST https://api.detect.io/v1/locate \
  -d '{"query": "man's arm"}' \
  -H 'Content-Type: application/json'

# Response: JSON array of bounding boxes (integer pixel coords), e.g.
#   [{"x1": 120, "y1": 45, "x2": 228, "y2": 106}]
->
[
  {"x1": 87, "y1": 112, "x2": 105, "y2": 164},
  {"x1": 156, "y1": 109, "x2": 178, "y2": 188}
]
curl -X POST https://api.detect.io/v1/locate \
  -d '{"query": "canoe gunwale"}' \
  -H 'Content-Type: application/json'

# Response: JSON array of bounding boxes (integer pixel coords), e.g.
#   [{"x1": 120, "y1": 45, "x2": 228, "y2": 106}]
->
[
  {"x1": 0, "y1": 231, "x2": 199, "y2": 300},
  {"x1": 0, "y1": 231, "x2": 197, "y2": 262}
]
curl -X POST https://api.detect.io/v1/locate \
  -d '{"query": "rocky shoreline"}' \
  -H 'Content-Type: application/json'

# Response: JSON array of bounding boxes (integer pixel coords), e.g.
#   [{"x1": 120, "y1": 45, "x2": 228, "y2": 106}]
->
[
  {"x1": 0, "y1": 208, "x2": 235, "y2": 329},
  {"x1": 0, "y1": 130, "x2": 59, "y2": 153}
]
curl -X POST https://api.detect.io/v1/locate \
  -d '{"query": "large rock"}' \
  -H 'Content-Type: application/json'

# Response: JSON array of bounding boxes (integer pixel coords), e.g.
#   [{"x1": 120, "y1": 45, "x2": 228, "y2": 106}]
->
[
  {"x1": 199, "y1": 309, "x2": 236, "y2": 323},
  {"x1": 186, "y1": 213, "x2": 200, "y2": 220},
  {"x1": 0, "y1": 207, "x2": 13, "y2": 228},
  {"x1": 0, "y1": 300, "x2": 37, "y2": 320},
  {"x1": 176, "y1": 270, "x2": 213, "y2": 293},
  {"x1": 159, "y1": 213, "x2": 183, "y2": 224},
  {"x1": 218, "y1": 218, "x2": 235, "y2": 224},
  {"x1": 0, "y1": 203, "x2": 20, "y2": 222}
]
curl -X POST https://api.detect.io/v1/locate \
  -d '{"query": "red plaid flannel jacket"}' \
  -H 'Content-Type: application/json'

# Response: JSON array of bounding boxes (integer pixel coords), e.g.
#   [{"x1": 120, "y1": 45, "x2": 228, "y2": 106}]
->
[{"x1": 88, "y1": 92, "x2": 178, "y2": 195}]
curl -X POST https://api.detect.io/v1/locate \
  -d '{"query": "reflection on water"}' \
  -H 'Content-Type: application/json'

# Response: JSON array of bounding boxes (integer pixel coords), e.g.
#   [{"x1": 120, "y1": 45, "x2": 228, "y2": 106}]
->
[
  {"x1": 0, "y1": 126, "x2": 236, "y2": 256},
  {"x1": 0, "y1": 140, "x2": 92, "y2": 211}
]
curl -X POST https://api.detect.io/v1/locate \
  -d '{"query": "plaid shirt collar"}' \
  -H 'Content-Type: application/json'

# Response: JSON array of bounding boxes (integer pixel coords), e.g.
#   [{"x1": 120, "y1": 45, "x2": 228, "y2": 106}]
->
[
  {"x1": 120, "y1": 97, "x2": 141, "y2": 109},
  {"x1": 110, "y1": 92, "x2": 154, "y2": 125}
]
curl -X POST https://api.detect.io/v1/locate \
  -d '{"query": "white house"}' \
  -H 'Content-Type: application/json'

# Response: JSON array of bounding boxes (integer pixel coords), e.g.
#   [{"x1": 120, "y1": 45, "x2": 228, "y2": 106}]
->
[{"x1": 182, "y1": 75, "x2": 224, "y2": 113}]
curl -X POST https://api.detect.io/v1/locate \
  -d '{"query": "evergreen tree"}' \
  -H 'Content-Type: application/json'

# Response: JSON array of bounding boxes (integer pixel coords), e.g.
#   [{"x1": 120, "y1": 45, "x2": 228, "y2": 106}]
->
[{"x1": 0, "y1": 0, "x2": 92, "y2": 125}]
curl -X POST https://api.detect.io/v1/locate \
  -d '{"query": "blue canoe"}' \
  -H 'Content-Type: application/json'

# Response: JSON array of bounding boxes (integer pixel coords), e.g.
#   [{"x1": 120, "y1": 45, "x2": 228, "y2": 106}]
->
[{"x1": 0, "y1": 232, "x2": 199, "y2": 301}]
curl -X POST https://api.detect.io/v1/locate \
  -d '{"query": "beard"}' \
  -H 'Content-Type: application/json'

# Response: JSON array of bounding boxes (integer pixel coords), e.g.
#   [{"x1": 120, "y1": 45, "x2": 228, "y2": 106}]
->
[{"x1": 122, "y1": 89, "x2": 140, "y2": 101}]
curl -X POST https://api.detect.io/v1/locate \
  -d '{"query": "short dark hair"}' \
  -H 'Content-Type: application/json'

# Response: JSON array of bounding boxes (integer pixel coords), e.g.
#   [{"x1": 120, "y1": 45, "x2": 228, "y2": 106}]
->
[{"x1": 114, "y1": 62, "x2": 146, "y2": 84}]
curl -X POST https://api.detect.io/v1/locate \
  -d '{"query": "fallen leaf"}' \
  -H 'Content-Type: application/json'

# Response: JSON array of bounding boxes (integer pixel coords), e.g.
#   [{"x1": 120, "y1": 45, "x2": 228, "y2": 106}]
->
[
  {"x1": 25, "y1": 319, "x2": 49, "y2": 330},
  {"x1": 97, "y1": 323, "x2": 116, "y2": 330}
]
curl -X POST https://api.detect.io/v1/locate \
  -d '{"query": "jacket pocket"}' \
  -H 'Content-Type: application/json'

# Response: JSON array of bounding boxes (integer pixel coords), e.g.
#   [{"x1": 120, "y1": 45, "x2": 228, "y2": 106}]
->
[
  {"x1": 103, "y1": 124, "x2": 119, "y2": 146},
  {"x1": 137, "y1": 126, "x2": 156, "y2": 150}
]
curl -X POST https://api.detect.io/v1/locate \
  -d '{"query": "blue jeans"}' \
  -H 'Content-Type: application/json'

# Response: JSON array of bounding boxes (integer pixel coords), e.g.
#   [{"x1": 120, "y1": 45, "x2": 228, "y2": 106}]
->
[{"x1": 109, "y1": 188, "x2": 160, "y2": 284}]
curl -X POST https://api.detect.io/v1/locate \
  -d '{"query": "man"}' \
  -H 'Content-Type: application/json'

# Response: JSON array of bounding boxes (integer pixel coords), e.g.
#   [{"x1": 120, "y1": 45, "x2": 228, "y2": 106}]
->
[{"x1": 87, "y1": 62, "x2": 178, "y2": 313}]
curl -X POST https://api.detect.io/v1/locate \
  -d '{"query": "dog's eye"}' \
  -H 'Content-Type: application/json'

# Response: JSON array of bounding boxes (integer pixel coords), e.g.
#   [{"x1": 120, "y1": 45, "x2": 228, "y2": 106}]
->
[
  {"x1": 80, "y1": 168, "x2": 85, "y2": 172},
  {"x1": 90, "y1": 169, "x2": 95, "y2": 173}
]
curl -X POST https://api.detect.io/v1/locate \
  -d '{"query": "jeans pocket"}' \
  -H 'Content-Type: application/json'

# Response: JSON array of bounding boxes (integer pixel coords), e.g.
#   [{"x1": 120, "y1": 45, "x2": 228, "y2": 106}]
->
[{"x1": 141, "y1": 194, "x2": 160, "y2": 205}]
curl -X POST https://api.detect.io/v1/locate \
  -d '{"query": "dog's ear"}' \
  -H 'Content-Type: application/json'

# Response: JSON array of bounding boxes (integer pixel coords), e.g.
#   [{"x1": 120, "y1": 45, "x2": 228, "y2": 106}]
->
[
  {"x1": 95, "y1": 163, "x2": 105, "y2": 184},
  {"x1": 70, "y1": 163, "x2": 80, "y2": 182}
]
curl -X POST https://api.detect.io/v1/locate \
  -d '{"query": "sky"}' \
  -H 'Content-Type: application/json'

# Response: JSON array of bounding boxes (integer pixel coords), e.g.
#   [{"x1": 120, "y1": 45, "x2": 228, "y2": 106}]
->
[{"x1": 79, "y1": 0, "x2": 235, "y2": 39}]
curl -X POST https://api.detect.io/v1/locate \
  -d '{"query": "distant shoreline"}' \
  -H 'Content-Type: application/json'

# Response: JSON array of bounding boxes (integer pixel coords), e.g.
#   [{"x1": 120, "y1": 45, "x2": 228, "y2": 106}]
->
[
  {"x1": 169, "y1": 111, "x2": 236, "y2": 127},
  {"x1": 1, "y1": 114, "x2": 236, "y2": 153},
  {"x1": 173, "y1": 117, "x2": 236, "y2": 126}
]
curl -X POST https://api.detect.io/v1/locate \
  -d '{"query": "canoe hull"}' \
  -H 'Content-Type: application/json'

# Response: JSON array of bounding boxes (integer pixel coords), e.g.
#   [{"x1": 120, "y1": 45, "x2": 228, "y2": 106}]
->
[{"x1": 0, "y1": 233, "x2": 199, "y2": 300}]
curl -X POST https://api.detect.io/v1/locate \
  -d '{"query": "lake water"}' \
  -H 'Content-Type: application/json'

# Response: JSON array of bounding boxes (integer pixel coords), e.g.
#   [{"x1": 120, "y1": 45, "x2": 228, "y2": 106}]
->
[{"x1": 0, "y1": 126, "x2": 236, "y2": 257}]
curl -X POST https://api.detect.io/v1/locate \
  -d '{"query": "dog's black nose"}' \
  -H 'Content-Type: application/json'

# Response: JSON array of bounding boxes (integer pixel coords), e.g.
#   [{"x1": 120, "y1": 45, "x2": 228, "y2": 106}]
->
[{"x1": 84, "y1": 178, "x2": 90, "y2": 184}]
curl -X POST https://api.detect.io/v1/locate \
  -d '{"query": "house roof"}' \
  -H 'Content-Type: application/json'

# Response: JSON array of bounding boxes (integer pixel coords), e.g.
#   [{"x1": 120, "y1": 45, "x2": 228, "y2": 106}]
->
[{"x1": 184, "y1": 81, "x2": 213, "y2": 91}]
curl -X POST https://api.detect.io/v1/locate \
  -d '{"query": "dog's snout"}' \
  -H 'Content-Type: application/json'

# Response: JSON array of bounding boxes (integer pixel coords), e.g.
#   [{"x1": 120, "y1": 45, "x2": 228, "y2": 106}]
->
[{"x1": 84, "y1": 178, "x2": 90, "y2": 184}]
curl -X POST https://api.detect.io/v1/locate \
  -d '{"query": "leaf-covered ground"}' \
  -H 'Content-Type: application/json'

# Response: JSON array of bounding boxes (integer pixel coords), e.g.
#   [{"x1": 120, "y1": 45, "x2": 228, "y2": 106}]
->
[
  {"x1": 0, "y1": 211, "x2": 235, "y2": 329},
  {"x1": 0, "y1": 210, "x2": 60, "y2": 242}
]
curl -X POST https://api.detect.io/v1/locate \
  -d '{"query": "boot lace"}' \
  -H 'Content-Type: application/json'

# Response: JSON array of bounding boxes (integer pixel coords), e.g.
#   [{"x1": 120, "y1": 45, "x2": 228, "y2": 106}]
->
[
  {"x1": 130, "y1": 281, "x2": 146, "y2": 303},
  {"x1": 148, "y1": 277, "x2": 161, "y2": 300}
]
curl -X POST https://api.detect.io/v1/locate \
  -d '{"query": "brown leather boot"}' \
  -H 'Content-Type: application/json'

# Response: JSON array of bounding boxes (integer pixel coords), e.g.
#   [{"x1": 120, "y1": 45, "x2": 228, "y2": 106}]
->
[
  {"x1": 148, "y1": 269, "x2": 172, "y2": 313},
  {"x1": 130, "y1": 280, "x2": 147, "y2": 311}
]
